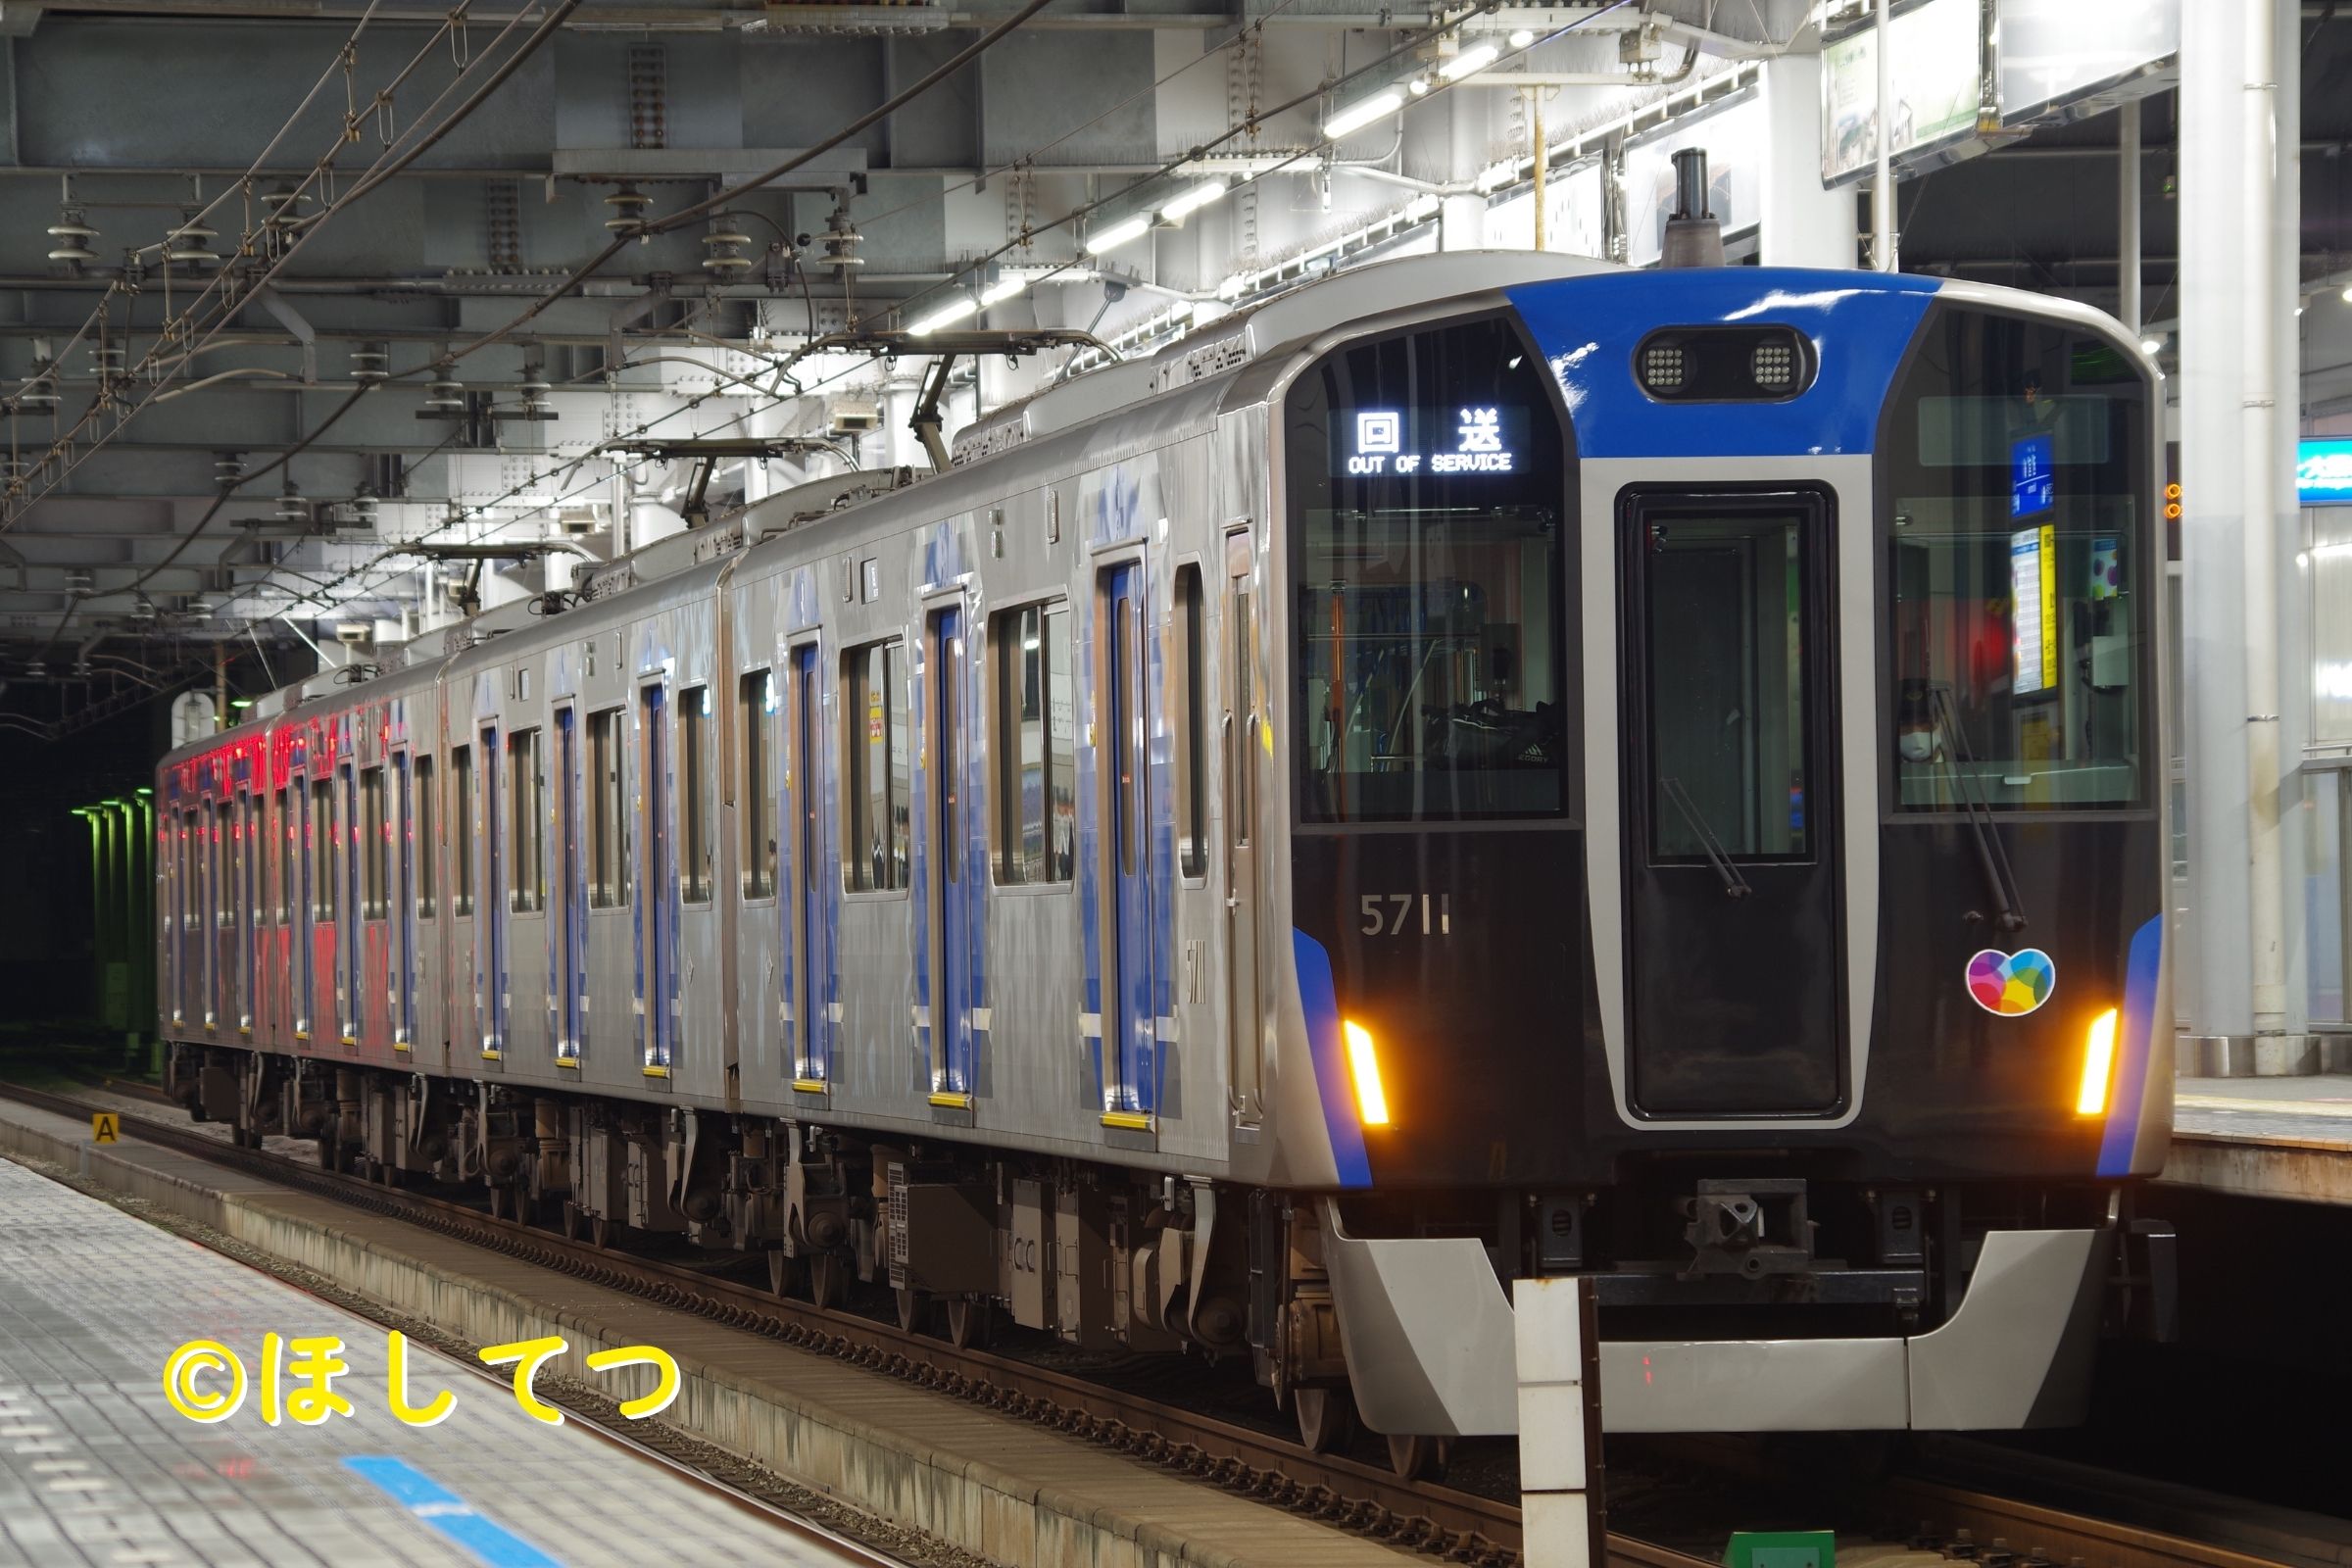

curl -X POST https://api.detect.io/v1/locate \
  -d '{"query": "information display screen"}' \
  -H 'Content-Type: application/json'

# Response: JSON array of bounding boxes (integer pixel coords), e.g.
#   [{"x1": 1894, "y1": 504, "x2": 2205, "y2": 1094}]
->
[
  {"x1": 2010, "y1": 522, "x2": 2057, "y2": 696},
  {"x1": 1334, "y1": 405, "x2": 1531, "y2": 479}
]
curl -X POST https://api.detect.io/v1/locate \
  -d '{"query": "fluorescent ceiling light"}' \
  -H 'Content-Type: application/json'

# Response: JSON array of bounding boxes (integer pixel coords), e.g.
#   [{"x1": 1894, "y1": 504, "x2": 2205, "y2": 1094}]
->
[
  {"x1": 1508, "y1": 26, "x2": 1536, "y2": 47},
  {"x1": 1084, "y1": 214, "x2": 1152, "y2": 255},
  {"x1": 1441, "y1": 42, "x2": 1498, "y2": 80},
  {"x1": 2139, "y1": 336, "x2": 2163, "y2": 356},
  {"x1": 1159, "y1": 180, "x2": 1228, "y2": 222},
  {"x1": 980, "y1": 276, "x2": 1026, "y2": 305},
  {"x1": 910, "y1": 297, "x2": 979, "y2": 335},
  {"x1": 1322, "y1": 89, "x2": 1404, "y2": 141}
]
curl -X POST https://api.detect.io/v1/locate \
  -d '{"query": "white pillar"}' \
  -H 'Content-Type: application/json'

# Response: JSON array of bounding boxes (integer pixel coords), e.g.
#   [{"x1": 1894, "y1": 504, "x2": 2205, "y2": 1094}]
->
[
  {"x1": 1513, "y1": 1277, "x2": 1600, "y2": 1568},
  {"x1": 1759, "y1": 54, "x2": 1853, "y2": 270},
  {"x1": 1442, "y1": 89, "x2": 1488, "y2": 251},
  {"x1": 1872, "y1": 0, "x2": 1895, "y2": 270},
  {"x1": 2180, "y1": 0, "x2": 2310, "y2": 1073},
  {"x1": 2118, "y1": 99, "x2": 2141, "y2": 334}
]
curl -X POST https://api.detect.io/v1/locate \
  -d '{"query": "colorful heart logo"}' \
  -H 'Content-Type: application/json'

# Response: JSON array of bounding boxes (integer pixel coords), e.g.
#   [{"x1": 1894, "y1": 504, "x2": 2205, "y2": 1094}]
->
[{"x1": 1967, "y1": 948, "x2": 2056, "y2": 1016}]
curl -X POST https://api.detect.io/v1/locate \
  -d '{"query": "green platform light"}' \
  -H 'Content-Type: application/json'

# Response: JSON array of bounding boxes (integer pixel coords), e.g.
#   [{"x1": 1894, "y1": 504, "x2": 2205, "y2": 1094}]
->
[
  {"x1": 228, "y1": 698, "x2": 254, "y2": 710},
  {"x1": 134, "y1": 786, "x2": 153, "y2": 797}
]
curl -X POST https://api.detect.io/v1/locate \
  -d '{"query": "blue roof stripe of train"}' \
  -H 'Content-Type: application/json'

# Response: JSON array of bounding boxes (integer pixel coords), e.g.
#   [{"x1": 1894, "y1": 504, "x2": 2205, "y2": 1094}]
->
[{"x1": 151, "y1": 251, "x2": 2173, "y2": 1448}]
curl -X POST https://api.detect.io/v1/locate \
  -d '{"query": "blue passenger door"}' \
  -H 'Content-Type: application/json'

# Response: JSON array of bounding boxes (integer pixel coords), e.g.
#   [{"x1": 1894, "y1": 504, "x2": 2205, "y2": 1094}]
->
[
  {"x1": 638, "y1": 683, "x2": 673, "y2": 1073},
  {"x1": 394, "y1": 755, "x2": 416, "y2": 1051},
  {"x1": 1101, "y1": 563, "x2": 1155, "y2": 1128},
  {"x1": 924, "y1": 606, "x2": 976, "y2": 1104},
  {"x1": 790, "y1": 643, "x2": 831, "y2": 1090},
  {"x1": 479, "y1": 724, "x2": 505, "y2": 1060},
  {"x1": 554, "y1": 707, "x2": 583, "y2": 1063}
]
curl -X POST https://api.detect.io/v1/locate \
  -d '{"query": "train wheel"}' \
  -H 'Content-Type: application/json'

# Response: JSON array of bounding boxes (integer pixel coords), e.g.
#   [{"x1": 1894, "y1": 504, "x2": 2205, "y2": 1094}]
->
[
  {"x1": 942, "y1": 1298, "x2": 984, "y2": 1349},
  {"x1": 765, "y1": 1250, "x2": 799, "y2": 1298},
  {"x1": 895, "y1": 1288, "x2": 928, "y2": 1333},
  {"x1": 1386, "y1": 1434, "x2": 1446, "y2": 1482},
  {"x1": 1294, "y1": 1387, "x2": 1354, "y2": 1453},
  {"x1": 808, "y1": 1253, "x2": 847, "y2": 1311}
]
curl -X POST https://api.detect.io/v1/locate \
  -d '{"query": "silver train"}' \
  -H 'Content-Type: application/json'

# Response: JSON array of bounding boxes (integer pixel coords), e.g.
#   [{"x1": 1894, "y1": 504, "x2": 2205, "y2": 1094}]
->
[{"x1": 158, "y1": 252, "x2": 2177, "y2": 1468}]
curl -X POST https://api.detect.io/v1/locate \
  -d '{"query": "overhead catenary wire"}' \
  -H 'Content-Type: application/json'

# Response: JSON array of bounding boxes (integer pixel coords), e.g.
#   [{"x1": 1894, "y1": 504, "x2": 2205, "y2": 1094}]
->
[
  {"x1": 857, "y1": 0, "x2": 1635, "y2": 355},
  {"x1": 446, "y1": 0, "x2": 1061, "y2": 368},
  {"x1": 6, "y1": 0, "x2": 441, "y2": 452},
  {"x1": 0, "y1": 0, "x2": 546, "y2": 529}
]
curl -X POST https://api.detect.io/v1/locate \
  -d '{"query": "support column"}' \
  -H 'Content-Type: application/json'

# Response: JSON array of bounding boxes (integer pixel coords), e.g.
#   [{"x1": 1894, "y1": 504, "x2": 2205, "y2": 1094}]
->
[
  {"x1": 2118, "y1": 99, "x2": 2141, "y2": 334},
  {"x1": 1871, "y1": 0, "x2": 1895, "y2": 270},
  {"x1": 2180, "y1": 0, "x2": 2310, "y2": 1074},
  {"x1": 1759, "y1": 53, "x2": 1853, "y2": 269}
]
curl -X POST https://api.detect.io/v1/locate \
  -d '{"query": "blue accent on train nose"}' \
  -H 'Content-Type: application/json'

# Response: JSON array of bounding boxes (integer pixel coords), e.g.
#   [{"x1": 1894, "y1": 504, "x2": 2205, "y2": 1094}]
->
[
  {"x1": 1293, "y1": 928, "x2": 1372, "y2": 1189},
  {"x1": 2099, "y1": 914, "x2": 2165, "y2": 1178},
  {"x1": 1504, "y1": 268, "x2": 1941, "y2": 459}
]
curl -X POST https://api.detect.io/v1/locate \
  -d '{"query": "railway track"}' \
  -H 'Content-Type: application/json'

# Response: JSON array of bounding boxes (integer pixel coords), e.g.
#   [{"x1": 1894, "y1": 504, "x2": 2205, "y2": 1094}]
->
[{"x1": 0, "y1": 1076, "x2": 2312, "y2": 1568}]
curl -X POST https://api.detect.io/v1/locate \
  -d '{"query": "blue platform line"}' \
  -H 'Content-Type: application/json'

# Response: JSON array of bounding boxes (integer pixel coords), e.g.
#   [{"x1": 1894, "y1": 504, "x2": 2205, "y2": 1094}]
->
[{"x1": 342, "y1": 1456, "x2": 564, "y2": 1568}]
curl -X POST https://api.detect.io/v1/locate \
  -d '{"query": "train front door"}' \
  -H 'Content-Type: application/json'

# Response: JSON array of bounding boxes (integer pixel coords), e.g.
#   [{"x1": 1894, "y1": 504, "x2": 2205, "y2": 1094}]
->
[
  {"x1": 1098, "y1": 562, "x2": 1156, "y2": 1129},
  {"x1": 1617, "y1": 488, "x2": 1843, "y2": 1116}
]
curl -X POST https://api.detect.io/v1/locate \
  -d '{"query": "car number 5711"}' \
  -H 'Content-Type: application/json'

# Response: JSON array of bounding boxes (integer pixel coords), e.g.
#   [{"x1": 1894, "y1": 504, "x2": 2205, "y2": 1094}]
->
[{"x1": 1359, "y1": 893, "x2": 1451, "y2": 936}]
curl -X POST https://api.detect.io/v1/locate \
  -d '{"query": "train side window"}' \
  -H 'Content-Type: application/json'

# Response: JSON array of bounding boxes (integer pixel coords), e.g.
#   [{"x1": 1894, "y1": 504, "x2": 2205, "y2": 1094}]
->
[
  {"x1": 990, "y1": 603, "x2": 1074, "y2": 885},
  {"x1": 452, "y1": 744, "x2": 475, "y2": 917},
  {"x1": 680, "y1": 685, "x2": 712, "y2": 903},
  {"x1": 310, "y1": 778, "x2": 334, "y2": 920},
  {"x1": 741, "y1": 670, "x2": 776, "y2": 898},
  {"x1": 1175, "y1": 564, "x2": 1208, "y2": 878},
  {"x1": 415, "y1": 756, "x2": 437, "y2": 918},
  {"x1": 274, "y1": 787, "x2": 291, "y2": 922},
  {"x1": 509, "y1": 728, "x2": 545, "y2": 913},
  {"x1": 361, "y1": 764, "x2": 387, "y2": 918},
  {"x1": 588, "y1": 708, "x2": 628, "y2": 907},
  {"x1": 844, "y1": 641, "x2": 908, "y2": 892}
]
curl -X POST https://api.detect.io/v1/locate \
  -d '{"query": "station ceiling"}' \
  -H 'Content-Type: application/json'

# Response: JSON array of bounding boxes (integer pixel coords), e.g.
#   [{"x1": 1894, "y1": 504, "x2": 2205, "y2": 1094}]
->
[{"x1": 0, "y1": 0, "x2": 2346, "y2": 737}]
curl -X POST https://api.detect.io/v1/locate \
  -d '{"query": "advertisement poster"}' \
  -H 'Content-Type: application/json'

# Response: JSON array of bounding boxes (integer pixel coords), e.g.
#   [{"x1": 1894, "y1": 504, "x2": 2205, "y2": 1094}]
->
[{"x1": 1823, "y1": 0, "x2": 1984, "y2": 184}]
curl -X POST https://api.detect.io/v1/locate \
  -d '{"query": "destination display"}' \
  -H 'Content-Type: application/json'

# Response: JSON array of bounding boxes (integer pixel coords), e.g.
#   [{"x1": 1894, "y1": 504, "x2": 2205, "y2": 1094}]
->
[{"x1": 1336, "y1": 405, "x2": 1530, "y2": 478}]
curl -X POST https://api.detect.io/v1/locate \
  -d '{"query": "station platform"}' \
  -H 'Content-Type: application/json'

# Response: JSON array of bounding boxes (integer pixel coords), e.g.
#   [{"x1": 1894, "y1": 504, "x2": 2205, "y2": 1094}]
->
[
  {"x1": 0, "y1": 1154, "x2": 869, "y2": 1568},
  {"x1": 0, "y1": 1089, "x2": 1433, "y2": 1568},
  {"x1": 2163, "y1": 1075, "x2": 2352, "y2": 1205}
]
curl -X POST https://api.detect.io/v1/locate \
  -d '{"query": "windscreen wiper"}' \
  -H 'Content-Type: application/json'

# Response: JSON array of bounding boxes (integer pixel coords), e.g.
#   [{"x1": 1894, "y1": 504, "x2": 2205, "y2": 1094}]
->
[
  {"x1": 1661, "y1": 776, "x2": 1752, "y2": 900},
  {"x1": 1929, "y1": 686, "x2": 2027, "y2": 932}
]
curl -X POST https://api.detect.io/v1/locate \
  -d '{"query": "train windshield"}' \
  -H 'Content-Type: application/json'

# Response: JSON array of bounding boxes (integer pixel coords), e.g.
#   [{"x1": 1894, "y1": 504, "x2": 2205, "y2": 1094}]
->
[
  {"x1": 1286, "y1": 316, "x2": 1570, "y2": 823},
  {"x1": 1885, "y1": 309, "x2": 2153, "y2": 811}
]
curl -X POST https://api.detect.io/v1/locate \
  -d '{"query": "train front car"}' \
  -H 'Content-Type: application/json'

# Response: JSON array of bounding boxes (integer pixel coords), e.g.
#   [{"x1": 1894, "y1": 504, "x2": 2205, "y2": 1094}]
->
[{"x1": 1272, "y1": 269, "x2": 2172, "y2": 1443}]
